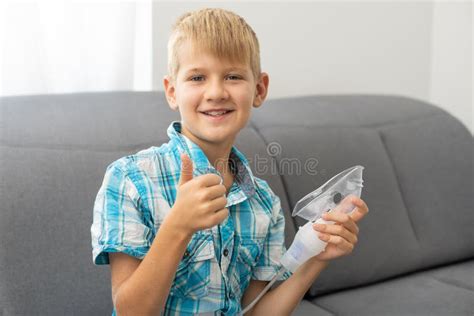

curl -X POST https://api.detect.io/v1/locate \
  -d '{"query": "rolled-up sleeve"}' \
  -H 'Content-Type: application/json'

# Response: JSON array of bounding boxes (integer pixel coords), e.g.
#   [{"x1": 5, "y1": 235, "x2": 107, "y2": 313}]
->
[
  {"x1": 91, "y1": 161, "x2": 151, "y2": 265},
  {"x1": 252, "y1": 193, "x2": 293, "y2": 281}
]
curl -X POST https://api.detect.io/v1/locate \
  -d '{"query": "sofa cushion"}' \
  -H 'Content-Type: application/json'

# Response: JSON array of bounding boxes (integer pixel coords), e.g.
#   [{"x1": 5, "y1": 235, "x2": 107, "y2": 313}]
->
[
  {"x1": 293, "y1": 300, "x2": 334, "y2": 316},
  {"x1": 0, "y1": 147, "x2": 125, "y2": 314},
  {"x1": 376, "y1": 114, "x2": 474, "y2": 266},
  {"x1": 310, "y1": 260, "x2": 474, "y2": 316}
]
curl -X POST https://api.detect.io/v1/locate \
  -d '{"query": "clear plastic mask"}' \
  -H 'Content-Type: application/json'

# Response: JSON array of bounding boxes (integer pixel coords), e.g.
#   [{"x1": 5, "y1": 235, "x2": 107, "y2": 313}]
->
[{"x1": 292, "y1": 165, "x2": 364, "y2": 222}]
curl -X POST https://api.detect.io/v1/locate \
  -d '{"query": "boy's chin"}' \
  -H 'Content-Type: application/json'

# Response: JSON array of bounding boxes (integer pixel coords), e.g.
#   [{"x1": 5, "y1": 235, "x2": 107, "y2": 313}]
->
[
  {"x1": 200, "y1": 131, "x2": 236, "y2": 144},
  {"x1": 194, "y1": 125, "x2": 241, "y2": 144},
  {"x1": 182, "y1": 120, "x2": 243, "y2": 145}
]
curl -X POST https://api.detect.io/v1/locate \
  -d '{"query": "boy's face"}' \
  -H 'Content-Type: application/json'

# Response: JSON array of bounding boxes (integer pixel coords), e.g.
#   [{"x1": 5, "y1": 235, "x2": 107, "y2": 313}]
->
[{"x1": 164, "y1": 40, "x2": 269, "y2": 148}]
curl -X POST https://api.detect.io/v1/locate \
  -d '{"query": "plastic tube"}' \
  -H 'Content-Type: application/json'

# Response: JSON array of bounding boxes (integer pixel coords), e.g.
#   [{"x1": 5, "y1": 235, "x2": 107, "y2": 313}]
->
[{"x1": 239, "y1": 267, "x2": 286, "y2": 315}]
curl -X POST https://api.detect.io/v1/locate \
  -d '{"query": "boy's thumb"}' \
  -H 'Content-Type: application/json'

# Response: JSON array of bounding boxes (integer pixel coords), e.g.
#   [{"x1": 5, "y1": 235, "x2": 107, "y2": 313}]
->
[{"x1": 179, "y1": 153, "x2": 194, "y2": 185}]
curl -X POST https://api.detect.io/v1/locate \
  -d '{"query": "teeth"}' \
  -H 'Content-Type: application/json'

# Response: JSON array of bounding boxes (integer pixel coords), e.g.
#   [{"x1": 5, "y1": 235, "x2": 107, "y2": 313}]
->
[{"x1": 205, "y1": 110, "x2": 228, "y2": 116}]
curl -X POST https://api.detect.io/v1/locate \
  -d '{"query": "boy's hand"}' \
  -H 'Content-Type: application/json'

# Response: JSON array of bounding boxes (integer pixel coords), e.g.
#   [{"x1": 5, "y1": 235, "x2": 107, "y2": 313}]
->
[
  {"x1": 311, "y1": 195, "x2": 369, "y2": 262},
  {"x1": 166, "y1": 153, "x2": 229, "y2": 235}
]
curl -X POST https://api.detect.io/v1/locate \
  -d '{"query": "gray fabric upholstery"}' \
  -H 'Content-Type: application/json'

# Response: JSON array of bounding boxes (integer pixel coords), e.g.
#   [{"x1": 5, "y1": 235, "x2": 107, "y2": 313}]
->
[
  {"x1": 1, "y1": 91, "x2": 472, "y2": 315},
  {"x1": 311, "y1": 260, "x2": 474, "y2": 315}
]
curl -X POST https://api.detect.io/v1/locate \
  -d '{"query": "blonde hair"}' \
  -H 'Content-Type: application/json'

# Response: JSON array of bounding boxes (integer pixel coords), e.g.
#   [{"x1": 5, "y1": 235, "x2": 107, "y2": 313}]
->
[{"x1": 167, "y1": 8, "x2": 261, "y2": 82}]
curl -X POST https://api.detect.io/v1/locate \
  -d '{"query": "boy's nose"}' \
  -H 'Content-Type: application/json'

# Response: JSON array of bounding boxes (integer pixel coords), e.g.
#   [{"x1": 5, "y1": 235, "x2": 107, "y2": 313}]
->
[{"x1": 205, "y1": 80, "x2": 229, "y2": 102}]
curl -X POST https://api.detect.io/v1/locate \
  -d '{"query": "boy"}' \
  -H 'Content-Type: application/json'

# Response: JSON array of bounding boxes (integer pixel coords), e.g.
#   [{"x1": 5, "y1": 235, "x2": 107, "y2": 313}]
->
[{"x1": 91, "y1": 8, "x2": 368, "y2": 315}]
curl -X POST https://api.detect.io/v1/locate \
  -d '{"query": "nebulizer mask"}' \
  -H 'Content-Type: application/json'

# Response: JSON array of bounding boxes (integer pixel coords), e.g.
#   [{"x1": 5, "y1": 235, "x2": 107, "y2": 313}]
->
[{"x1": 240, "y1": 165, "x2": 364, "y2": 315}]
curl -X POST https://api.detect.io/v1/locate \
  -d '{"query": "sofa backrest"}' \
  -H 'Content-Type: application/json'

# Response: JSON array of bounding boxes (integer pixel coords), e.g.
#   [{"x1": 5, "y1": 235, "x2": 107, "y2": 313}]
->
[{"x1": 1, "y1": 92, "x2": 472, "y2": 314}]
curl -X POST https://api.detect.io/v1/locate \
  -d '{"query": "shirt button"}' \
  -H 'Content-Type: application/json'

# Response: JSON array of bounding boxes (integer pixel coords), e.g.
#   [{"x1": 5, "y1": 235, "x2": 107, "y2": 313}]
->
[
  {"x1": 229, "y1": 292, "x2": 235, "y2": 299},
  {"x1": 183, "y1": 250, "x2": 190, "y2": 257},
  {"x1": 223, "y1": 248, "x2": 229, "y2": 257}
]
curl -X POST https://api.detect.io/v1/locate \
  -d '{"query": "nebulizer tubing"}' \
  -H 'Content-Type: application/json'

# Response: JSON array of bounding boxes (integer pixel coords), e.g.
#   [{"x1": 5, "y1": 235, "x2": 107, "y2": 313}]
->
[
  {"x1": 240, "y1": 166, "x2": 364, "y2": 315},
  {"x1": 239, "y1": 267, "x2": 286, "y2": 314}
]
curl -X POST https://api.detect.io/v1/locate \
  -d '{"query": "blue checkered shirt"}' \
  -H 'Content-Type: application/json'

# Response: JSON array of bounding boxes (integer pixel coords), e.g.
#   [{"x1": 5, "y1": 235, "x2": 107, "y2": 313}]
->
[{"x1": 91, "y1": 121, "x2": 291, "y2": 315}]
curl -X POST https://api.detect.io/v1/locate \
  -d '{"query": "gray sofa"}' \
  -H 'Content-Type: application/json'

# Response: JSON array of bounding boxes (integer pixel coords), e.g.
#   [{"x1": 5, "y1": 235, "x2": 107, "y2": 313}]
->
[{"x1": 1, "y1": 91, "x2": 473, "y2": 315}]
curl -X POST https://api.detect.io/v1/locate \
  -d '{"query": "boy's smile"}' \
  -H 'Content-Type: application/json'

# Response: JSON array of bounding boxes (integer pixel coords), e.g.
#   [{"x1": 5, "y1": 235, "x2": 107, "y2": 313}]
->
[{"x1": 164, "y1": 40, "x2": 268, "y2": 150}]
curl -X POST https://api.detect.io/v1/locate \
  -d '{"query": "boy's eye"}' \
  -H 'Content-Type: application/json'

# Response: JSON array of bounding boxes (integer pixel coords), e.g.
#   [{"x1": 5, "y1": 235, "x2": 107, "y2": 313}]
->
[
  {"x1": 226, "y1": 75, "x2": 242, "y2": 80},
  {"x1": 190, "y1": 75, "x2": 204, "y2": 81}
]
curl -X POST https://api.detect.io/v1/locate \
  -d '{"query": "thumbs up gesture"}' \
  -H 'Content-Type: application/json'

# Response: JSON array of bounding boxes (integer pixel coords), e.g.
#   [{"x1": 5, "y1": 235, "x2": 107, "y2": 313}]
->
[{"x1": 167, "y1": 153, "x2": 229, "y2": 235}]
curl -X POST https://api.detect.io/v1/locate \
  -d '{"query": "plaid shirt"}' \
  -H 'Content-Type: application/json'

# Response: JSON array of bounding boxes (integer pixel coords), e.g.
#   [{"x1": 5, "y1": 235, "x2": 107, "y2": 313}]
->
[{"x1": 91, "y1": 121, "x2": 291, "y2": 315}]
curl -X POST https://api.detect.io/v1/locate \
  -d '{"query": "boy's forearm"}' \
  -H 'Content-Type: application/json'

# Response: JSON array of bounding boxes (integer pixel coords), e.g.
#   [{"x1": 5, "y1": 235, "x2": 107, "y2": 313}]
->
[
  {"x1": 115, "y1": 212, "x2": 192, "y2": 315},
  {"x1": 250, "y1": 258, "x2": 329, "y2": 315}
]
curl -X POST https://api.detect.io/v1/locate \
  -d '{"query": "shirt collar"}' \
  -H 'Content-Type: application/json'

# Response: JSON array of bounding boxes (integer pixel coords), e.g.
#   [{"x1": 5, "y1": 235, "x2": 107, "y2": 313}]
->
[{"x1": 167, "y1": 120, "x2": 256, "y2": 198}]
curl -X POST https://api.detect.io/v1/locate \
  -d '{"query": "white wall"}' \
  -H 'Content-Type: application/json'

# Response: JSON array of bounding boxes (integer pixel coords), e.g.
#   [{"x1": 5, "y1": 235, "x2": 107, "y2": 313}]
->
[
  {"x1": 430, "y1": 1, "x2": 472, "y2": 135},
  {"x1": 152, "y1": 1, "x2": 472, "y2": 134}
]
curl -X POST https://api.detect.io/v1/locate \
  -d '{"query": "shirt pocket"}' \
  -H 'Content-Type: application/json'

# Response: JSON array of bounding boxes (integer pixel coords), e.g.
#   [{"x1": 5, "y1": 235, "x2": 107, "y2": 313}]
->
[
  {"x1": 231, "y1": 238, "x2": 262, "y2": 297},
  {"x1": 169, "y1": 233, "x2": 215, "y2": 300}
]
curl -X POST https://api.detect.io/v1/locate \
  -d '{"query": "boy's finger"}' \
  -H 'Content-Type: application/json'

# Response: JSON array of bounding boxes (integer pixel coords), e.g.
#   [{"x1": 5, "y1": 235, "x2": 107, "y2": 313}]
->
[
  {"x1": 198, "y1": 173, "x2": 224, "y2": 187},
  {"x1": 178, "y1": 153, "x2": 194, "y2": 186},
  {"x1": 322, "y1": 211, "x2": 359, "y2": 235},
  {"x1": 348, "y1": 197, "x2": 369, "y2": 223},
  {"x1": 313, "y1": 223, "x2": 358, "y2": 244},
  {"x1": 206, "y1": 184, "x2": 227, "y2": 200},
  {"x1": 212, "y1": 207, "x2": 229, "y2": 224},
  {"x1": 318, "y1": 233, "x2": 354, "y2": 253}
]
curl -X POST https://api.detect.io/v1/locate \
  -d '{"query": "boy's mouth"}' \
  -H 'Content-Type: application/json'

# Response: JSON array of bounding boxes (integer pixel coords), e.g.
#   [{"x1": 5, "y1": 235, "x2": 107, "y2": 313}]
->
[{"x1": 199, "y1": 109, "x2": 235, "y2": 120}]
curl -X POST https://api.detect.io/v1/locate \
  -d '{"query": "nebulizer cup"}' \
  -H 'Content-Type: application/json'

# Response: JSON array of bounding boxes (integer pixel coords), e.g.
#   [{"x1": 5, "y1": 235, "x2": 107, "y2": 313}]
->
[{"x1": 240, "y1": 165, "x2": 364, "y2": 315}]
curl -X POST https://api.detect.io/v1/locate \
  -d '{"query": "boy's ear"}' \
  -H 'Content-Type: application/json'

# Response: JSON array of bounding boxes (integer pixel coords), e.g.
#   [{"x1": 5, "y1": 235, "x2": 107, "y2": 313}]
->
[
  {"x1": 163, "y1": 75, "x2": 178, "y2": 111},
  {"x1": 253, "y1": 72, "x2": 269, "y2": 108}
]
